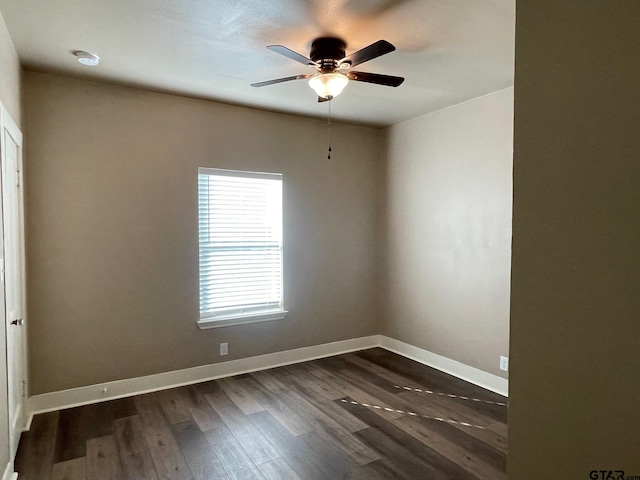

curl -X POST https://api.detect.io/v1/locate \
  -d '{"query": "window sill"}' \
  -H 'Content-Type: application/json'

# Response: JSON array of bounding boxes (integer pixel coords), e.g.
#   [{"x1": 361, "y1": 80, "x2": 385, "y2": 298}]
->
[{"x1": 197, "y1": 310, "x2": 288, "y2": 329}]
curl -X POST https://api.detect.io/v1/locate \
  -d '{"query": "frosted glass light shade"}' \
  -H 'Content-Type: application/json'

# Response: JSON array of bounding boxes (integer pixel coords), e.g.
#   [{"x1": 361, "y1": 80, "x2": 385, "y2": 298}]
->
[{"x1": 309, "y1": 73, "x2": 349, "y2": 99}]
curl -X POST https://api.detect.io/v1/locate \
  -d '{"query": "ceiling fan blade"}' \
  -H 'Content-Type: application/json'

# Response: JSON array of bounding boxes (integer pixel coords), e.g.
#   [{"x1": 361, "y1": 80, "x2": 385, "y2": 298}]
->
[
  {"x1": 339, "y1": 40, "x2": 396, "y2": 68},
  {"x1": 267, "y1": 45, "x2": 317, "y2": 67},
  {"x1": 251, "y1": 74, "x2": 313, "y2": 88},
  {"x1": 347, "y1": 71, "x2": 405, "y2": 87}
]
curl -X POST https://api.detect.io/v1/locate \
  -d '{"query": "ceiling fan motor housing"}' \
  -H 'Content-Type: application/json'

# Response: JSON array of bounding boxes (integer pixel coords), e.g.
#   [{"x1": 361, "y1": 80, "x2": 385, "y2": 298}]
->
[{"x1": 310, "y1": 37, "x2": 347, "y2": 71}]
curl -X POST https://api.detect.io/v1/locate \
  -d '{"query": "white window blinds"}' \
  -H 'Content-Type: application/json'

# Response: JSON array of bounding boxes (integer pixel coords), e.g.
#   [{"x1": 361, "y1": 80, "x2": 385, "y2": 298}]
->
[{"x1": 198, "y1": 168, "x2": 284, "y2": 322}]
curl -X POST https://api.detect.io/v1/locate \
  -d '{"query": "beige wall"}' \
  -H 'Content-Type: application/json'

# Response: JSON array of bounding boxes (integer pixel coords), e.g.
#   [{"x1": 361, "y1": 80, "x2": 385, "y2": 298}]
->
[
  {"x1": 24, "y1": 71, "x2": 381, "y2": 394},
  {"x1": 381, "y1": 88, "x2": 513, "y2": 378},
  {"x1": 0, "y1": 10, "x2": 19, "y2": 126},
  {"x1": 509, "y1": 1, "x2": 640, "y2": 477},
  {"x1": 0, "y1": 8, "x2": 20, "y2": 476}
]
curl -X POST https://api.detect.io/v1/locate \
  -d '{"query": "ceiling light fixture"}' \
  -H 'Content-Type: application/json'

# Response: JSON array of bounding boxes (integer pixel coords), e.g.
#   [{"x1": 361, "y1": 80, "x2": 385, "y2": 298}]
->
[
  {"x1": 74, "y1": 51, "x2": 100, "y2": 66},
  {"x1": 308, "y1": 72, "x2": 349, "y2": 100}
]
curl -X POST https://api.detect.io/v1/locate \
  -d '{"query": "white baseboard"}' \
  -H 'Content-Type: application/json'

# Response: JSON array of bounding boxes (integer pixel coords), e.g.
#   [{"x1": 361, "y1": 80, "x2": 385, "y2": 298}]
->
[
  {"x1": 27, "y1": 334, "x2": 507, "y2": 427},
  {"x1": 28, "y1": 336, "x2": 379, "y2": 417},
  {"x1": 377, "y1": 335, "x2": 509, "y2": 397}
]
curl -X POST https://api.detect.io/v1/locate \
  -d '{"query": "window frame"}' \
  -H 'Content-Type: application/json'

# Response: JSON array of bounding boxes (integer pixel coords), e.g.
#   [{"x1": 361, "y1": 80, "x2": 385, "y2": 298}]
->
[{"x1": 197, "y1": 167, "x2": 287, "y2": 329}]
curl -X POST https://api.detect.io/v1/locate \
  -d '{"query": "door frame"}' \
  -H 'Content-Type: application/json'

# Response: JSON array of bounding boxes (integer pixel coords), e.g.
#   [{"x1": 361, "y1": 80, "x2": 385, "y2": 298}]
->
[{"x1": 0, "y1": 101, "x2": 26, "y2": 465}]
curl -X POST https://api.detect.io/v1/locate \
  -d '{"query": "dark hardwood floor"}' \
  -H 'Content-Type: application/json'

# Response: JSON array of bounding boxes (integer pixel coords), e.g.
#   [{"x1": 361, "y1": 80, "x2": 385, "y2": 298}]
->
[{"x1": 15, "y1": 348, "x2": 507, "y2": 479}]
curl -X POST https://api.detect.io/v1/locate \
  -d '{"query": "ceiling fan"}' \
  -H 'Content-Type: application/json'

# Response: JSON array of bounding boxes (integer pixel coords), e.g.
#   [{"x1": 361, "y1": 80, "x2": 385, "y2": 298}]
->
[{"x1": 251, "y1": 37, "x2": 404, "y2": 102}]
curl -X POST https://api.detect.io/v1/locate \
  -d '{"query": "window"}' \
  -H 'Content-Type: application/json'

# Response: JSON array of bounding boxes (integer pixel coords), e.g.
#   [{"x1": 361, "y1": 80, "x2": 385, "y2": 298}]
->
[{"x1": 197, "y1": 167, "x2": 286, "y2": 328}]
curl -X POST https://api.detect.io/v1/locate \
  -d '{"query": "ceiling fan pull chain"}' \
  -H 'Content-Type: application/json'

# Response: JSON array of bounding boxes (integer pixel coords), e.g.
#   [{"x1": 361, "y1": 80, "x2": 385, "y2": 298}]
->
[{"x1": 327, "y1": 99, "x2": 332, "y2": 160}]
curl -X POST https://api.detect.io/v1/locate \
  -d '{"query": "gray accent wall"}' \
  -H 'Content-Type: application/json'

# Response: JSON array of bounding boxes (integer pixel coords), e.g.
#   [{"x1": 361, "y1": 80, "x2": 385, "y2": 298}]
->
[
  {"x1": 381, "y1": 88, "x2": 513, "y2": 378},
  {"x1": 24, "y1": 72, "x2": 382, "y2": 394},
  {"x1": 509, "y1": 1, "x2": 640, "y2": 477}
]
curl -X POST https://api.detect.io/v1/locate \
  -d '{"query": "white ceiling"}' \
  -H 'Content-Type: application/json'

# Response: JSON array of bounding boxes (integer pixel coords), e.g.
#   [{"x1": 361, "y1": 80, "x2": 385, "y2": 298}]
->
[{"x1": 0, "y1": 0, "x2": 514, "y2": 127}]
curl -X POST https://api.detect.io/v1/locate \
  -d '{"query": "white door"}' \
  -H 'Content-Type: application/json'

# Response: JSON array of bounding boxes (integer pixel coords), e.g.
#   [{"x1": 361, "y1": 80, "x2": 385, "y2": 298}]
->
[{"x1": 1, "y1": 103, "x2": 26, "y2": 460}]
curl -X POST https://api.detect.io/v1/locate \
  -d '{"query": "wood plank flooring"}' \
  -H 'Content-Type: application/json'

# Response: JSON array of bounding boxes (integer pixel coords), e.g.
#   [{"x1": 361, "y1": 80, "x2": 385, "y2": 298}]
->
[{"x1": 15, "y1": 348, "x2": 507, "y2": 479}]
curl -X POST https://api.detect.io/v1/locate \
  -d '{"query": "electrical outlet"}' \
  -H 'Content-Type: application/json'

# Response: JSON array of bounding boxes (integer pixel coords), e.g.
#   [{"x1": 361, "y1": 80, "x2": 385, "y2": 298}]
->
[
  {"x1": 220, "y1": 342, "x2": 228, "y2": 356},
  {"x1": 500, "y1": 356, "x2": 509, "y2": 372}
]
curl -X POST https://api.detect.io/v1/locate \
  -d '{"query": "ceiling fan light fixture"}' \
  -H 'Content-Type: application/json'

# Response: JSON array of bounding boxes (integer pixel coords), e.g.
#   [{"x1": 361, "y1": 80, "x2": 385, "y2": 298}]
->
[{"x1": 309, "y1": 73, "x2": 349, "y2": 99}]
